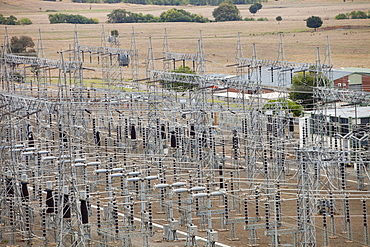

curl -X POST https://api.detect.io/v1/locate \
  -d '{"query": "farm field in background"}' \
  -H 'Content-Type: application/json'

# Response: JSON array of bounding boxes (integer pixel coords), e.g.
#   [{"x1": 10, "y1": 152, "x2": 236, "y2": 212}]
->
[{"x1": 1, "y1": 0, "x2": 370, "y2": 78}]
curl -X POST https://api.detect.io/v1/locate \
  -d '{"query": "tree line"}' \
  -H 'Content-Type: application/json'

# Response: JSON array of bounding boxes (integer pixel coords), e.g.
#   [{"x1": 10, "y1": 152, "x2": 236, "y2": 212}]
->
[
  {"x1": 72, "y1": 0, "x2": 119, "y2": 3},
  {"x1": 71, "y1": 0, "x2": 265, "y2": 6},
  {"x1": 335, "y1": 10, "x2": 370, "y2": 20},
  {"x1": 0, "y1": 14, "x2": 32, "y2": 25},
  {"x1": 107, "y1": 1, "x2": 265, "y2": 23},
  {"x1": 107, "y1": 8, "x2": 209, "y2": 23},
  {"x1": 48, "y1": 13, "x2": 99, "y2": 24}
]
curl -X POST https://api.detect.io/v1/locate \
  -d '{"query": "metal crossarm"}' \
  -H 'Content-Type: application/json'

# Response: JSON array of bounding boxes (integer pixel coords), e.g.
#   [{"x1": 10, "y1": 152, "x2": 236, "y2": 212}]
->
[
  {"x1": 236, "y1": 57, "x2": 332, "y2": 72},
  {"x1": 148, "y1": 70, "x2": 260, "y2": 91},
  {"x1": 315, "y1": 86, "x2": 370, "y2": 103},
  {"x1": 163, "y1": 52, "x2": 202, "y2": 62},
  {"x1": 78, "y1": 44, "x2": 137, "y2": 56},
  {"x1": 4, "y1": 54, "x2": 81, "y2": 71}
]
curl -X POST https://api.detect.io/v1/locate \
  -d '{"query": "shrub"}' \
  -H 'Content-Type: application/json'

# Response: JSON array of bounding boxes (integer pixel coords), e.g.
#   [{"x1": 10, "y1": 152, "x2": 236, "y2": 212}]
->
[
  {"x1": 257, "y1": 17, "x2": 268, "y2": 21},
  {"x1": 335, "y1": 11, "x2": 370, "y2": 20},
  {"x1": 18, "y1": 18, "x2": 33, "y2": 25},
  {"x1": 91, "y1": 18, "x2": 99, "y2": 24},
  {"x1": 349, "y1": 10, "x2": 367, "y2": 19},
  {"x1": 334, "y1": 13, "x2": 348, "y2": 20},
  {"x1": 244, "y1": 17, "x2": 255, "y2": 21}
]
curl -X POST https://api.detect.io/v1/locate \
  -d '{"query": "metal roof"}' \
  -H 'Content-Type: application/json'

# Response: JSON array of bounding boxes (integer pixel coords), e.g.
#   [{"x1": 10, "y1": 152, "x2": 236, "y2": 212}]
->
[
  {"x1": 307, "y1": 106, "x2": 370, "y2": 119},
  {"x1": 332, "y1": 67, "x2": 370, "y2": 81}
]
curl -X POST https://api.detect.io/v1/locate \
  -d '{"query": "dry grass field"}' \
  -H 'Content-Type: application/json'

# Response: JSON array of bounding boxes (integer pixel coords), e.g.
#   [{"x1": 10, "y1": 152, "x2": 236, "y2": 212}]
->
[{"x1": 1, "y1": 0, "x2": 370, "y2": 78}]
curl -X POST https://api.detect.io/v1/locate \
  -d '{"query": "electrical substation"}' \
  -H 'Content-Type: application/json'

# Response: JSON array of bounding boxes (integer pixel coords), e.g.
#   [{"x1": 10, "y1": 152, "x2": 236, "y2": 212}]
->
[{"x1": 0, "y1": 26, "x2": 369, "y2": 247}]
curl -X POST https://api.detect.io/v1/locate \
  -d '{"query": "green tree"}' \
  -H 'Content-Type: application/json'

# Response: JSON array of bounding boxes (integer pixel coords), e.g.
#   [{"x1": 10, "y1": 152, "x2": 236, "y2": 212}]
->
[
  {"x1": 254, "y1": 3, "x2": 262, "y2": 10},
  {"x1": 18, "y1": 18, "x2": 33, "y2": 25},
  {"x1": 289, "y1": 70, "x2": 328, "y2": 110},
  {"x1": 163, "y1": 66, "x2": 197, "y2": 92},
  {"x1": 276, "y1": 15, "x2": 282, "y2": 24},
  {"x1": 263, "y1": 98, "x2": 303, "y2": 117},
  {"x1": 111, "y1": 30, "x2": 119, "y2": 37},
  {"x1": 107, "y1": 9, "x2": 137, "y2": 23},
  {"x1": 249, "y1": 5, "x2": 258, "y2": 15},
  {"x1": 349, "y1": 10, "x2": 367, "y2": 19},
  {"x1": 10, "y1": 36, "x2": 35, "y2": 53},
  {"x1": 5, "y1": 15, "x2": 18, "y2": 25},
  {"x1": 49, "y1": 13, "x2": 97, "y2": 24},
  {"x1": 160, "y1": 8, "x2": 208, "y2": 22},
  {"x1": 48, "y1": 13, "x2": 66, "y2": 23},
  {"x1": 160, "y1": 8, "x2": 192, "y2": 22},
  {"x1": 306, "y1": 16, "x2": 323, "y2": 31},
  {"x1": 0, "y1": 14, "x2": 6, "y2": 24},
  {"x1": 173, "y1": 66, "x2": 194, "y2": 74},
  {"x1": 212, "y1": 0, "x2": 242, "y2": 22}
]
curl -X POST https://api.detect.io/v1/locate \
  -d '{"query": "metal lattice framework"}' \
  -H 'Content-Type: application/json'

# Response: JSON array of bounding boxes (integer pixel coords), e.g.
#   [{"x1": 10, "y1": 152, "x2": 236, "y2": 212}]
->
[{"x1": 0, "y1": 28, "x2": 369, "y2": 247}]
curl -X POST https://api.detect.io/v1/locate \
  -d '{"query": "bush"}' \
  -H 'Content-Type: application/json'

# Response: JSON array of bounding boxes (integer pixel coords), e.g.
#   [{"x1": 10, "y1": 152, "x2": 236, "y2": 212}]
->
[
  {"x1": 18, "y1": 18, "x2": 33, "y2": 25},
  {"x1": 334, "y1": 13, "x2": 348, "y2": 20},
  {"x1": 91, "y1": 18, "x2": 99, "y2": 24},
  {"x1": 349, "y1": 10, "x2": 368, "y2": 19},
  {"x1": 335, "y1": 11, "x2": 370, "y2": 20},
  {"x1": 257, "y1": 17, "x2": 268, "y2": 21},
  {"x1": 244, "y1": 17, "x2": 255, "y2": 21}
]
